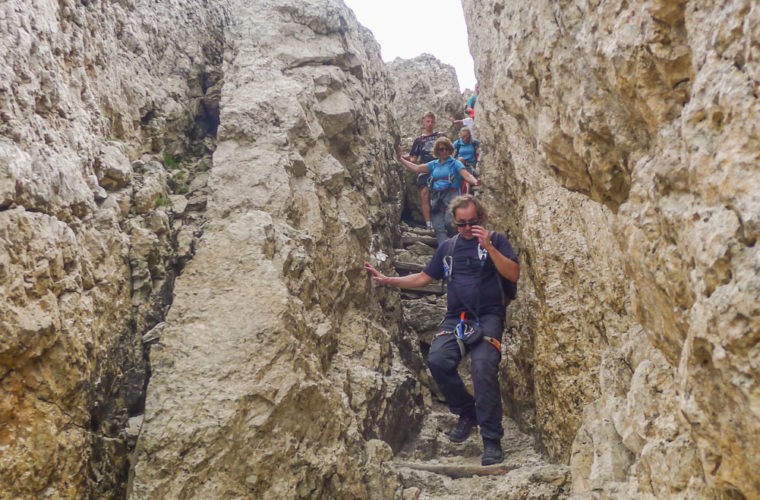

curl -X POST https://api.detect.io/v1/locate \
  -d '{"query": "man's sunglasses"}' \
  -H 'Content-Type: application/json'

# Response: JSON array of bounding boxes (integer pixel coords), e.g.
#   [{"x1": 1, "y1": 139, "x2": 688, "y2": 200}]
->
[{"x1": 454, "y1": 219, "x2": 480, "y2": 227}]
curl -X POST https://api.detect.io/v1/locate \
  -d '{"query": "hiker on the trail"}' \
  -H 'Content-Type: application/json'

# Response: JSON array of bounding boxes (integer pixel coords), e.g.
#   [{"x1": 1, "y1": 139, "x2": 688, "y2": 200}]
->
[
  {"x1": 452, "y1": 128, "x2": 480, "y2": 194},
  {"x1": 464, "y1": 83, "x2": 479, "y2": 117},
  {"x1": 453, "y1": 127, "x2": 479, "y2": 172},
  {"x1": 397, "y1": 137, "x2": 480, "y2": 246},
  {"x1": 364, "y1": 194, "x2": 519, "y2": 466},
  {"x1": 405, "y1": 112, "x2": 446, "y2": 231},
  {"x1": 450, "y1": 115, "x2": 474, "y2": 135}
]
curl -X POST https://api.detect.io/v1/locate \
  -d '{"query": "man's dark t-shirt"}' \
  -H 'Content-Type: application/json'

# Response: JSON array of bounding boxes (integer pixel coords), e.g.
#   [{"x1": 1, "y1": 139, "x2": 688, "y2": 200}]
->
[
  {"x1": 423, "y1": 232, "x2": 517, "y2": 319},
  {"x1": 410, "y1": 132, "x2": 445, "y2": 164}
]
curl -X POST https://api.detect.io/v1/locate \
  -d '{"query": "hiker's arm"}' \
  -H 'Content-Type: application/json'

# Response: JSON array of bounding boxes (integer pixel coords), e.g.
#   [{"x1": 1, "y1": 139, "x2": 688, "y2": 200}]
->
[
  {"x1": 460, "y1": 168, "x2": 481, "y2": 186},
  {"x1": 488, "y1": 248, "x2": 520, "y2": 282},
  {"x1": 364, "y1": 263, "x2": 433, "y2": 289},
  {"x1": 470, "y1": 228, "x2": 520, "y2": 282},
  {"x1": 397, "y1": 147, "x2": 428, "y2": 174},
  {"x1": 450, "y1": 117, "x2": 463, "y2": 125}
]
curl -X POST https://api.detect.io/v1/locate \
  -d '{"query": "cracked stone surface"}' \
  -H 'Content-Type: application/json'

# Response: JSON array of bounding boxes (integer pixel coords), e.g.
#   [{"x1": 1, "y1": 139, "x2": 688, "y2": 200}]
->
[
  {"x1": 4, "y1": 0, "x2": 759, "y2": 498},
  {"x1": 464, "y1": 0, "x2": 760, "y2": 497}
]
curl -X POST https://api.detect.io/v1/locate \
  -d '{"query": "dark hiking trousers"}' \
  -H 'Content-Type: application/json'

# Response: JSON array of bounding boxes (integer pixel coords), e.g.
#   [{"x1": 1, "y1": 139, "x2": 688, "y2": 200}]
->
[{"x1": 427, "y1": 313, "x2": 504, "y2": 441}]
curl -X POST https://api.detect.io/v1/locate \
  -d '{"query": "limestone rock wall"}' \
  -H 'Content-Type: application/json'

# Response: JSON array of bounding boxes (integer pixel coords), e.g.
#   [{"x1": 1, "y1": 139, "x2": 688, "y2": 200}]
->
[
  {"x1": 131, "y1": 0, "x2": 424, "y2": 498},
  {"x1": 463, "y1": 0, "x2": 760, "y2": 497},
  {"x1": 0, "y1": 0, "x2": 226, "y2": 497},
  {"x1": 388, "y1": 54, "x2": 464, "y2": 140}
]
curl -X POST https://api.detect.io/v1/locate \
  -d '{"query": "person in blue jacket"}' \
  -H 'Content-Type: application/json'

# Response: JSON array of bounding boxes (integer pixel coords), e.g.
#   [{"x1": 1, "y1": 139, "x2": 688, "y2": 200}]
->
[
  {"x1": 465, "y1": 83, "x2": 479, "y2": 117},
  {"x1": 397, "y1": 137, "x2": 480, "y2": 245},
  {"x1": 453, "y1": 127, "x2": 479, "y2": 172}
]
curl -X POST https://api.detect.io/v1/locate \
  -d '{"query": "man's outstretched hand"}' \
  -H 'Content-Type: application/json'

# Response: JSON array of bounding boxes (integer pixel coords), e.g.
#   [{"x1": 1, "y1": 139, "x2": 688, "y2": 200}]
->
[{"x1": 364, "y1": 262, "x2": 386, "y2": 284}]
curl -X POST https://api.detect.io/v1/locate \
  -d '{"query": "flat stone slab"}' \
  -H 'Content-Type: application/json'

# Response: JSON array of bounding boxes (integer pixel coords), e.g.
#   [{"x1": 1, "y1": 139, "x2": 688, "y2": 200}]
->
[
  {"x1": 401, "y1": 225, "x2": 436, "y2": 236},
  {"x1": 392, "y1": 460, "x2": 517, "y2": 479},
  {"x1": 395, "y1": 260, "x2": 426, "y2": 272},
  {"x1": 402, "y1": 233, "x2": 438, "y2": 247},
  {"x1": 400, "y1": 283, "x2": 445, "y2": 295}
]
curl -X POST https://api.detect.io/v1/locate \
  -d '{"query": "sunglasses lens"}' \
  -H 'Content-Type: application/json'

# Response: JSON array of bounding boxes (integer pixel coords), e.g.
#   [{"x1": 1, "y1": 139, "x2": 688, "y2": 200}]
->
[{"x1": 455, "y1": 220, "x2": 479, "y2": 227}]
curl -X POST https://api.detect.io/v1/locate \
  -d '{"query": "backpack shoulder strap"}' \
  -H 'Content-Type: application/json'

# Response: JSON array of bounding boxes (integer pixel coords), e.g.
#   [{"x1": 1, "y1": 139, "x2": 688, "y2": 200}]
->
[
  {"x1": 446, "y1": 234, "x2": 459, "y2": 259},
  {"x1": 488, "y1": 231, "x2": 518, "y2": 303},
  {"x1": 441, "y1": 234, "x2": 459, "y2": 292}
]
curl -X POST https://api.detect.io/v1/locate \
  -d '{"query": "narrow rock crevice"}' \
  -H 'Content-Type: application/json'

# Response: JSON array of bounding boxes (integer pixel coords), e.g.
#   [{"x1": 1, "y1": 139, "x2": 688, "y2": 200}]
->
[{"x1": 4, "y1": 0, "x2": 760, "y2": 498}]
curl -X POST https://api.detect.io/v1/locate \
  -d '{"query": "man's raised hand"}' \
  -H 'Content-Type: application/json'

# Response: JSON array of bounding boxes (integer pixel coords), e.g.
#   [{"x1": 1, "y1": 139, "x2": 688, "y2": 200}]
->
[{"x1": 471, "y1": 226, "x2": 491, "y2": 249}]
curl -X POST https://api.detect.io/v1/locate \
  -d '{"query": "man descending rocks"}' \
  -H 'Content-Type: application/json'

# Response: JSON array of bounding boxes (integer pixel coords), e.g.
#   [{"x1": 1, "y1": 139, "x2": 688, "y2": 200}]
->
[
  {"x1": 403, "y1": 111, "x2": 446, "y2": 231},
  {"x1": 364, "y1": 195, "x2": 519, "y2": 466},
  {"x1": 397, "y1": 138, "x2": 480, "y2": 246}
]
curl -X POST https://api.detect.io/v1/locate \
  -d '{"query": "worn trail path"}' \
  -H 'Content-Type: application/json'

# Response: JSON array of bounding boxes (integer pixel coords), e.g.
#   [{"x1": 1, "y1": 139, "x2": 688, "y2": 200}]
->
[{"x1": 393, "y1": 225, "x2": 570, "y2": 499}]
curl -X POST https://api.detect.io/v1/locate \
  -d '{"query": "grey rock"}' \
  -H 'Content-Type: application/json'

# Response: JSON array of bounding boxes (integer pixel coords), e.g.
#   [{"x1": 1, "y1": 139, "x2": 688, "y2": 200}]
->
[
  {"x1": 131, "y1": 1, "x2": 419, "y2": 498},
  {"x1": 168, "y1": 195, "x2": 188, "y2": 216},
  {"x1": 96, "y1": 144, "x2": 133, "y2": 191},
  {"x1": 463, "y1": 0, "x2": 760, "y2": 496}
]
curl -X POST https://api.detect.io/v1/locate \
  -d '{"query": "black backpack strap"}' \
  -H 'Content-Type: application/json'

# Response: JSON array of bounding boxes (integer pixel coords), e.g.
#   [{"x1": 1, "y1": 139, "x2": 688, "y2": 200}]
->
[
  {"x1": 487, "y1": 230, "x2": 518, "y2": 304},
  {"x1": 441, "y1": 234, "x2": 459, "y2": 293},
  {"x1": 488, "y1": 230, "x2": 506, "y2": 306}
]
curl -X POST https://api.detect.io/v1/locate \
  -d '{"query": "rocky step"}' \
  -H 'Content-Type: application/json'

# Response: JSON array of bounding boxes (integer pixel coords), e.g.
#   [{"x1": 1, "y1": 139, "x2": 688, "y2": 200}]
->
[
  {"x1": 392, "y1": 403, "x2": 571, "y2": 499},
  {"x1": 395, "y1": 261, "x2": 426, "y2": 273},
  {"x1": 401, "y1": 233, "x2": 438, "y2": 248},
  {"x1": 392, "y1": 461, "x2": 571, "y2": 500},
  {"x1": 396, "y1": 408, "x2": 542, "y2": 464},
  {"x1": 401, "y1": 224, "x2": 436, "y2": 236},
  {"x1": 400, "y1": 284, "x2": 445, "y2": 295},
  {"x1": 393, "y1": 460, "x2": 518, "y2": 479}
]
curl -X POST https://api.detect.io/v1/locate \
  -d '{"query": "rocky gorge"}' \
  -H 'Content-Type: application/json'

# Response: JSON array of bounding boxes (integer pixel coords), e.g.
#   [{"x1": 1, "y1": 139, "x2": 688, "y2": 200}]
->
[{"x1": 1, "y1": 0, "x2": 758, "y2": 499}]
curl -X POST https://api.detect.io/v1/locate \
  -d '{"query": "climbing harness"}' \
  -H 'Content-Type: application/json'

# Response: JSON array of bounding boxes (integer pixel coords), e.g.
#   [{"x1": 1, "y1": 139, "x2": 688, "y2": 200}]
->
[{"x1": 434, "y1": 328, "x2": 500, "y2": 358}]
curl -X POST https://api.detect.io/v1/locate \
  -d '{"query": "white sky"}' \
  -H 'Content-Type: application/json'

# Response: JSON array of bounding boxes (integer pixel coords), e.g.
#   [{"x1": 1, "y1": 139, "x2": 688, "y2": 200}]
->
[{"x1": 342, "y1": 0, "x2": 476, "y2": 91}]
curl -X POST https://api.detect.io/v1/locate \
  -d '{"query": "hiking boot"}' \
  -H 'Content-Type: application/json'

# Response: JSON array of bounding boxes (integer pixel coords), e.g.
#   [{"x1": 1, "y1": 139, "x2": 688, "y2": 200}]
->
[
  {"x1": 449, "y1": 414, "x2": 476, "y2": 443},
  {"x1": 481, "y1": 438, "x2": 503, "y2": 466}
]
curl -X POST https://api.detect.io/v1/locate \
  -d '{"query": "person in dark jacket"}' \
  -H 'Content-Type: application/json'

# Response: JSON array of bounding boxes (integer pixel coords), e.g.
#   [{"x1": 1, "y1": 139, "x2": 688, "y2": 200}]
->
[
  {"x1": 364, "y1": 195, "x2": 519, "y2": 466},
  {"x1": 404, "y1": 112, "x2": 446, "y2": 230}
]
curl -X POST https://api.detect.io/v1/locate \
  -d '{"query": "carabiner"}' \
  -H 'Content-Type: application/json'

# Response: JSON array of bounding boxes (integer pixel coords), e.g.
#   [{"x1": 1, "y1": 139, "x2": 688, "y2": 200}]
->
[
  {"x1": 443, "y1": 255, "x2": 453, "y2": 280},
  {"x1": 477, "y1": 243, "x2": 488, "y2": 261},
  {"x1": 456, "y1": 311, "x2": 466, "y2": 339}
]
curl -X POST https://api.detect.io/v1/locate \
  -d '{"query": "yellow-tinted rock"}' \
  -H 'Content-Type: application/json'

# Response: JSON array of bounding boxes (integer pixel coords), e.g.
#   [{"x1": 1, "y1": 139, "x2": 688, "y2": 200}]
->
[{"x1": 464, "y1": 0, "x2": 760, "y2": 497}]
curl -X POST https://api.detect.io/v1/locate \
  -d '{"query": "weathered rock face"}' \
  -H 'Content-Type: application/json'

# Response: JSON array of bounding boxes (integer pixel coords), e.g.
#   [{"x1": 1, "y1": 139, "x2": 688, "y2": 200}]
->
[
  {"x1": 464, "y1": 0, "x2": 760, "y2": 497},
  {"x1": 1, "y1": 0, "x2": 225, "y2": 497},
  {"x1": 387, "y1": 55, "x2": 464, "y2": 223},
  {"x1": 130, "y1": 0, "x2": 425, "y2": 498},
  {"x1": 2, "y1": 0, "x2": 428, "y2": 496},
  {"x1": 6, "y1": 0, "x2": 759, "y2": 497},
  {"x1": 388, "y1": 54, "x2": 464, "y2": 140}
]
